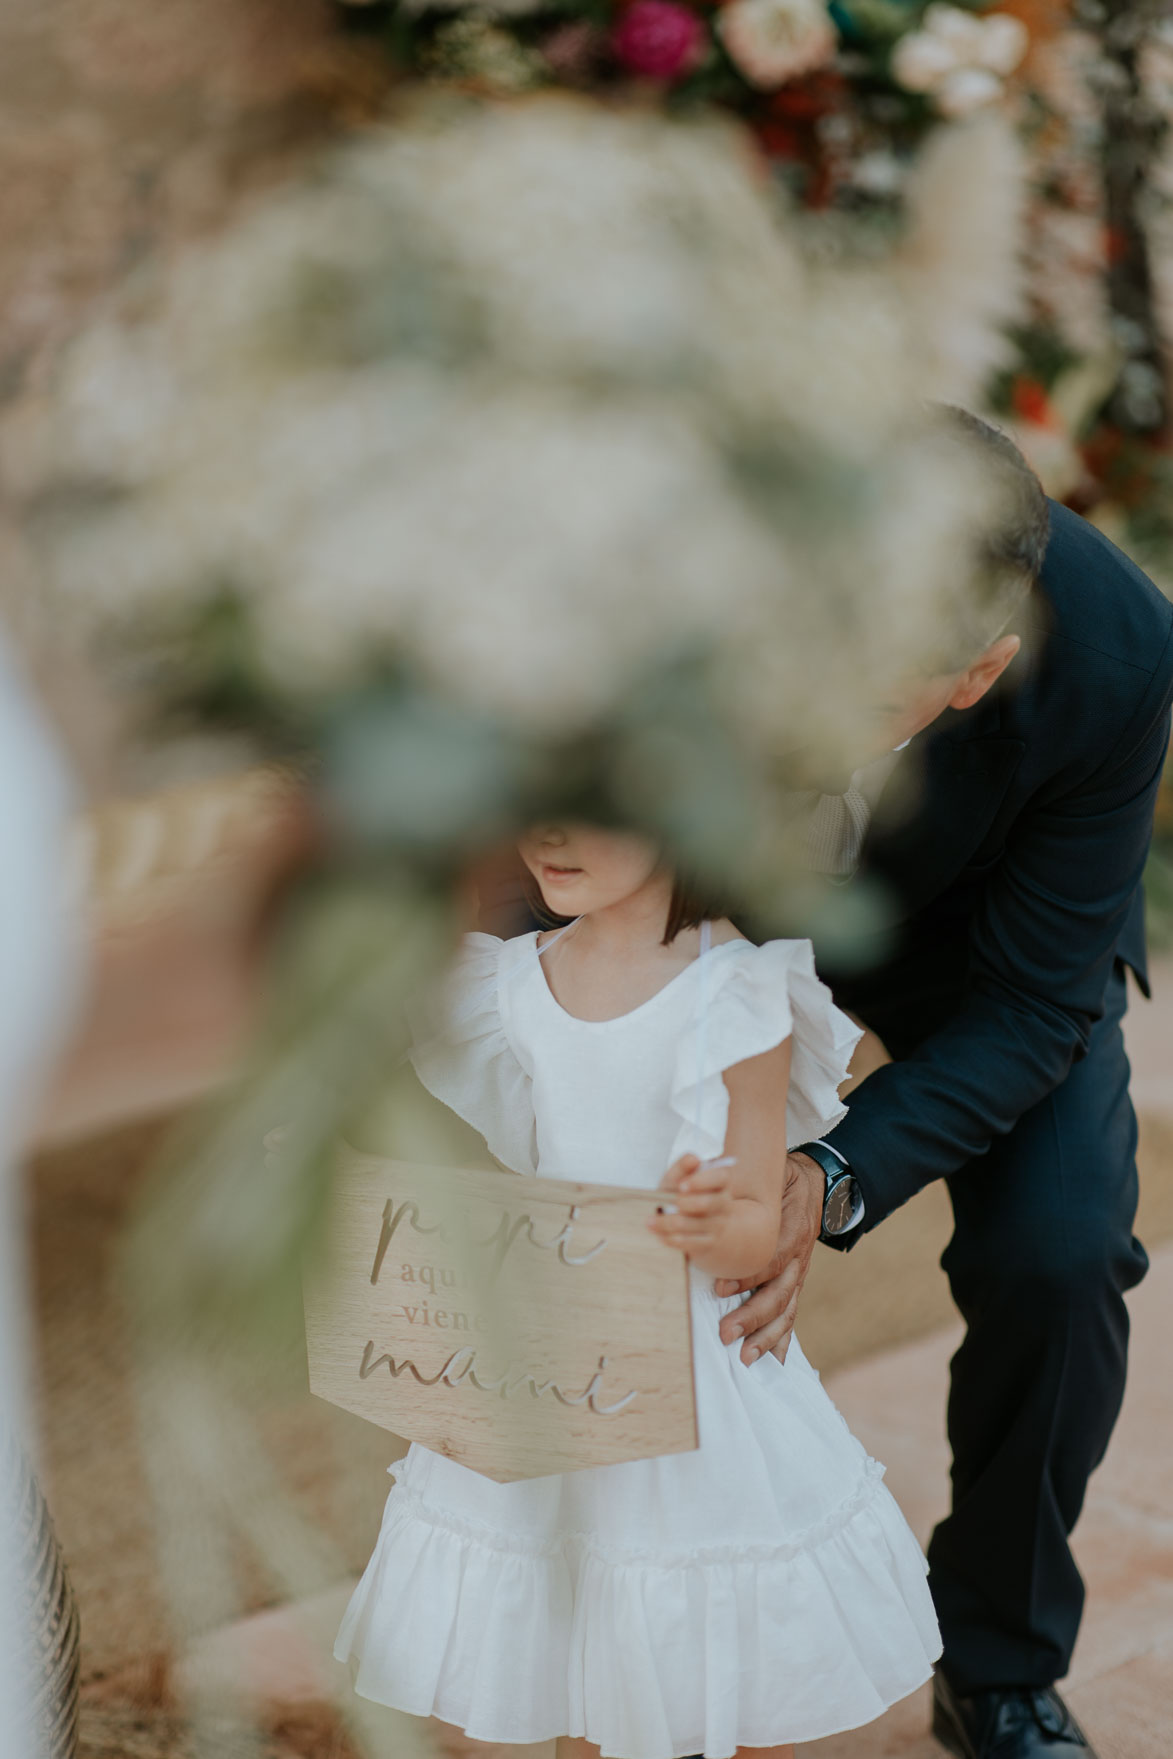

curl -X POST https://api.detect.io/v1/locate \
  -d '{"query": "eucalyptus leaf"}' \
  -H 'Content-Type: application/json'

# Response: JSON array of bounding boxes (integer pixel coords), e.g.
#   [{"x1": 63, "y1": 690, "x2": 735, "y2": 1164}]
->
[{"x1": 320, "y1": 687, "x2": 524, "y2": 855}]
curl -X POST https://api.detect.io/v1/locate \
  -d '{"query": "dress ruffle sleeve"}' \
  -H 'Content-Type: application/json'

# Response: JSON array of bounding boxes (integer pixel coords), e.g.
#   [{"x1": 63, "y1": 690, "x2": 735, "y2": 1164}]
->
[
  {"x1": 407, "y1": 932, "x2": 538, "y2": 1177},
  {"x1": 669, "y1": 939, "x2": 862, "y2": 1163}
]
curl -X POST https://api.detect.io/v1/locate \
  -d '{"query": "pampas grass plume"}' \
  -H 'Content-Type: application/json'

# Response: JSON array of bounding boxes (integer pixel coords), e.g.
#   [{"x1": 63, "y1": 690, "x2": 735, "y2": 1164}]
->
[{"x1": 899, "y1": 112, "x2": 1027, "y2": 403}]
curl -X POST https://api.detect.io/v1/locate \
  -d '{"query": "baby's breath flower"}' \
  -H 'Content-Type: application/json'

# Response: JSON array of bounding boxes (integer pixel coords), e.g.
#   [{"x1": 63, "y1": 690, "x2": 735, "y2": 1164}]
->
[{"x1": 6, "y1": 96, "x2": 1021, "y2": 780}]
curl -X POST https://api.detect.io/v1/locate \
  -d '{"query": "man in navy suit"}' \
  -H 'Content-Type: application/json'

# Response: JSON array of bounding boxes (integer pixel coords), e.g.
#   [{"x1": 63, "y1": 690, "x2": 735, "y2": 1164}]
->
[{"x1": 722, "y1": 420, "x2": 1173, "y2": 1759}]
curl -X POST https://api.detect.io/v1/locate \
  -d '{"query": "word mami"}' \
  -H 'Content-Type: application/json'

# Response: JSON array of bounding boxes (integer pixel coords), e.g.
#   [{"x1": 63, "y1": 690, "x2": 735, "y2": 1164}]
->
[{"x1": 359, "y1": 1341, "x2": 639, "y2": 1415}]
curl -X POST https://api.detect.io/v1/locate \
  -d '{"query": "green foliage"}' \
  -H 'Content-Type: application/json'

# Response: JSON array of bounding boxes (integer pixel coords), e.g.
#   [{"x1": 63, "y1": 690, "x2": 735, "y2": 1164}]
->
[
  {"x1": 987, "y1": 320, "x2": 1085, "y2": 411},
  {"x1": 124, "y1": 873, "x2": 458, "y2": 1360}
]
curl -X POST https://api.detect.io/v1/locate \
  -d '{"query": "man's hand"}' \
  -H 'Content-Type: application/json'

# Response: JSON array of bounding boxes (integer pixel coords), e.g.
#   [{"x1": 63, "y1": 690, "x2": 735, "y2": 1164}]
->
[{"x1": 714, "y1": 1152, "x2": 824, "y2": 1365}]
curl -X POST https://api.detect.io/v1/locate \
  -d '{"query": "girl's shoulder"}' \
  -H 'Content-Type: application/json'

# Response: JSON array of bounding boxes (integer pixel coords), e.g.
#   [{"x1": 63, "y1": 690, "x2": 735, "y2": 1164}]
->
[
  {"x1": 676, "y1": 934, "x2": 863, "y2": 1150},
  {"x1": 704, "y1": 934, "x2": 862, "y2": 1031},
  {"x1": 703, "y1": 931, "x2": 819, "y2": 979},
  {"x1": 447, "y1": 926, "x2": 542, "y2": 972},
  {"x1": 439, "y1": 930, "x2": 541, "y2": 1016},
  {"x1": 700, "y1": 924, "x2": 824, "y2": 968},
  {"x1": 408, "y1": 932, "x2": 541, "y2": 1176},
  {"x1": 702, "y1": 936, "x2": 862, "y2": 1097},
  {"x1": 410, "y1": 931, "x2": 532, "y2": 1037},
  {"x1": 701, "y1": 933, "x2": 823, "y2": 1007}
]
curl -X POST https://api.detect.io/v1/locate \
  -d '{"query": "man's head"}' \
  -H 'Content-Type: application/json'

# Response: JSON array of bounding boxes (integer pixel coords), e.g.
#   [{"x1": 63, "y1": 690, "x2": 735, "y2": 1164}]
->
[{"x1": 879, "y1": 408, "x2": 1050, "y2": 750}]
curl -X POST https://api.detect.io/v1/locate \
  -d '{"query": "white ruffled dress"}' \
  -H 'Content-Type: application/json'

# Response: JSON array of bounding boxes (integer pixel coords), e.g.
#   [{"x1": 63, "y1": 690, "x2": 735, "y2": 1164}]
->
[{"x1": 334, "y1": 932, "x2": 941, "y2": 1756}]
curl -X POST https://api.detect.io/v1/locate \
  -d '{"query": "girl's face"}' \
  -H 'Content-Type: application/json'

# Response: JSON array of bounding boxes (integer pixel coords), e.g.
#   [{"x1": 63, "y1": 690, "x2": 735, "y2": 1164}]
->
[{"x1": 519, "y1": 824, "x2": 662, "y2": 919}]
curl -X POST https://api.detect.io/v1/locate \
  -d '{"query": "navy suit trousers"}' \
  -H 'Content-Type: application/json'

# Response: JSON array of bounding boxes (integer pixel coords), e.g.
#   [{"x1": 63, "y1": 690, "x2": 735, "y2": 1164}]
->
[{"x1": 920, "y1": 964, "x2": 1149, "y2": 1692}]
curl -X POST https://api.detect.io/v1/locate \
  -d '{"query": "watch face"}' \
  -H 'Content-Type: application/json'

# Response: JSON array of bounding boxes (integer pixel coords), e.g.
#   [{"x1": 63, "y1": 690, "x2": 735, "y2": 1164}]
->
[{"x1": 823, "y1": 1175, "x2": 859, "y2": 1236}]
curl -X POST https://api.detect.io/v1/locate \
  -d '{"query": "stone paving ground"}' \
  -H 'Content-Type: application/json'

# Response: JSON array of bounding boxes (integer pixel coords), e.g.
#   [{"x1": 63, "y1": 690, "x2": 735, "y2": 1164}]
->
[{"x1": 802, "y1": 1240, "x2": 1173, "y2": 1759}]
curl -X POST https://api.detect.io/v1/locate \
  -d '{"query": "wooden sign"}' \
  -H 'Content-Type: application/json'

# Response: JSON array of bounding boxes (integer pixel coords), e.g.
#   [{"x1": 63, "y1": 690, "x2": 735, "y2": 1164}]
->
[{"x1": 303, "y1": 1150, "x2": 698, "y2": 1482}]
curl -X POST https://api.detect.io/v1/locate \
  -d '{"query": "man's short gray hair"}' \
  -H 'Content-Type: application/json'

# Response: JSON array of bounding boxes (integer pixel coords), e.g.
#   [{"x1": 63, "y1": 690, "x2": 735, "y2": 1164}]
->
[{"x1": 936, "y1": 404, "x2": 1051, "y2": 660}]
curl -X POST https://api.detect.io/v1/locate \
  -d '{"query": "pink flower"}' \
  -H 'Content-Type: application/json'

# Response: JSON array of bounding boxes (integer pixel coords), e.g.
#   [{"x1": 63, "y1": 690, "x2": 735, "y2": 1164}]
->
[{"x1": 612, "y1": 0, "x2": 706, "y2": 81}]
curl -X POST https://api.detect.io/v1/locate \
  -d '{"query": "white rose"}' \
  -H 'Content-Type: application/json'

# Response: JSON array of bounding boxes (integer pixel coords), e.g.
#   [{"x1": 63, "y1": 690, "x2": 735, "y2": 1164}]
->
[
  {"x1": 850, "y1": 150, "x2": 904, "y2": 196},
  {"x1": 891, "y1": 6, "x2": 1028, "y2": 111},
  {"x1": 977, "y1": 12, "x2": 1029, "y2": 75},
  {"x1": 891, "y1": 30, "x2": 957, "y2": 92},
  {"x1": 920, "y1": 3, "x2": 986, "y2": 58},
  {"x1": 936, "y1": 64, "x2": 1005, "y2": 116},
  {"x1": 717, "y1": 0, "x2": 836, "y2": 91}
]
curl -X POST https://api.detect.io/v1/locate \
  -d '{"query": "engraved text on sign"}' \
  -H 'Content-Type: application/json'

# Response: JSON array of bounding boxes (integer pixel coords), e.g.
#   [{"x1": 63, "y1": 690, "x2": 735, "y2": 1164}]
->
[{"x1": 303, "y1": 1153, "x2": 698, "y2": 1482}]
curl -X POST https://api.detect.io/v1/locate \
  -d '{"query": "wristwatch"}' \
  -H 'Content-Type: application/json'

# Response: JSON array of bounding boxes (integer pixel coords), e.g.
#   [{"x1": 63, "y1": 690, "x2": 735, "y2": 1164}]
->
[{"x1": 794, "y1": 1140, "x2": 864, "y2": 1247}]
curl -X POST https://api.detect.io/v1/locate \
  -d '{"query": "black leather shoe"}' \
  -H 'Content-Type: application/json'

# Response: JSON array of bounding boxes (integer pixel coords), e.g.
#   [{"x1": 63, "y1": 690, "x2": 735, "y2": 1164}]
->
[{"x1": 933, "y1": 1671, "x2": 1097, "y2": 1757}]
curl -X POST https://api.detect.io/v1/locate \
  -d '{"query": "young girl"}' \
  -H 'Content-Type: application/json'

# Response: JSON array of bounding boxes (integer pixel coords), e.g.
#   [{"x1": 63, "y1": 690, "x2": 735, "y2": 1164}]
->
[{"x1": 335, "y1": 824, "x2": 941, "y2": 1757}]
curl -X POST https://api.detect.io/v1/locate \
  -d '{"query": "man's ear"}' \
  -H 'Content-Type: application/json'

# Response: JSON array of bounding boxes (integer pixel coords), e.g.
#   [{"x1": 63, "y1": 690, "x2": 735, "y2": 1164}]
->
[{"x1": 949, "y1": 634, "x2": 1021, "y2": 712}]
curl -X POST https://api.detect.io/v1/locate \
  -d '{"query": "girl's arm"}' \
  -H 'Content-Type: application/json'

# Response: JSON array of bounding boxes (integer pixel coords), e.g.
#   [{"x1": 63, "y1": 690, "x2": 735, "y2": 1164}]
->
[{"x1": 648, "y1": 1038, "x2": 792, "y2": 1281}]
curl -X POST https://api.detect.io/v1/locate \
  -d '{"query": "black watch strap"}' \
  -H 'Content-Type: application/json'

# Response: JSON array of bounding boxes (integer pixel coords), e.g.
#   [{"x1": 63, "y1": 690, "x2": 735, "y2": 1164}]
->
[{"x1": 794, "y1": 1140, "x2": 864, "y2": 1247}]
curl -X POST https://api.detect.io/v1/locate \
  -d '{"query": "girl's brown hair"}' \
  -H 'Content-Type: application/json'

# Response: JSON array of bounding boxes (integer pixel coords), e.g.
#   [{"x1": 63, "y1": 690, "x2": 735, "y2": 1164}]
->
[{"x1": 522, "y1": 862, "x2": 735, "y2": 946}]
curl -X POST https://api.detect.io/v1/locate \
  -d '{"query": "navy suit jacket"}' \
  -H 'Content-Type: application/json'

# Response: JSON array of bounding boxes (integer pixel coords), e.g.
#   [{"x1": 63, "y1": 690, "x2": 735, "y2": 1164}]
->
[{"x1": 819, "y1": 501, "x2": 1173, "y2": 1230}]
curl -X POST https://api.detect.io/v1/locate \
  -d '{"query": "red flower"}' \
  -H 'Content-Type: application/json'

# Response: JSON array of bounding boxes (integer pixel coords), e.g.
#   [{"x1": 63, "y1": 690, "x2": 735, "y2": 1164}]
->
[
  {"x1": 754, "y1": 118, "x2": 804, "y2": 159},
  {"x1": 1103, "y1": 225, "x2": 1130, "y2": 268},
  {"x1": 1010, "y1": 375, "x2": 1052, "y2": 426},
  {"x1": 612, "y1": 0, "x2": 706, "y2": 80},
  {"x1": 770, "y1": 70, "x2": 845, "y2": 120}
]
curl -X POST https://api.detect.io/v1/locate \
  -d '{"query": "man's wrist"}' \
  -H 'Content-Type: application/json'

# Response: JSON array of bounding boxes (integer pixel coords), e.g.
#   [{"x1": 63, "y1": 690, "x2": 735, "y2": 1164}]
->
[{"x1": 789, "y1": 1151, "x2": 828, "y2": 1215}]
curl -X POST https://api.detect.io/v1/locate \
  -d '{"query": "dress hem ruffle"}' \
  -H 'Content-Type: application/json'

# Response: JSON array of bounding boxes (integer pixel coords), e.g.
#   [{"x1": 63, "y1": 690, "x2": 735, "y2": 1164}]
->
[
  {"x1": 333, "y1": 1456, "x2": 941, "y2": 1758},
  {"x1": 374, "y1": 1453, "x2": 891, "y2": 1567},
  {"x1": 336, "y1": 1672, "x2": 940, "y2": 1759}
]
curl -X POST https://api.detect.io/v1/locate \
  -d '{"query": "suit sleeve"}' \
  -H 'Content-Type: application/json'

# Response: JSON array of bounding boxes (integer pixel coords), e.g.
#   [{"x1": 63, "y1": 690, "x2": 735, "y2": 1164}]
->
[{"x1": 824, "y1": 654, "x2": 1173, "y2": 1233}]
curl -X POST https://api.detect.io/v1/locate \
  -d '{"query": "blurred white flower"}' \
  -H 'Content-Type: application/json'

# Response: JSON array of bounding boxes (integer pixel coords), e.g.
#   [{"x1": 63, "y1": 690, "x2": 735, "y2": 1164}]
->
[
  {"x1": 5, "y1": 96, "x2": 1024, "y2": 774},
  {"x1": 849, "y1": 150, "x2": 905, "y2": 197},
  {"x1": 934, "y1": 65, "x2": 1004, "y2": 117},
  {"x1": 892, "y1": 5, "x2": 1029, "y2": 117},
  {"x1": 716, "y1": 0, "x2": 837, "y2": 91}
]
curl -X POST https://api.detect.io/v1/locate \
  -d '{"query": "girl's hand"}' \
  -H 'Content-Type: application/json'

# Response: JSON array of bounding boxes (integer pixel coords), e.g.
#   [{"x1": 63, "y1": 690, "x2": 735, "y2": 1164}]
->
[{"x1": 648, "y1": 1153, "x2": 736, "y2": 1257}]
